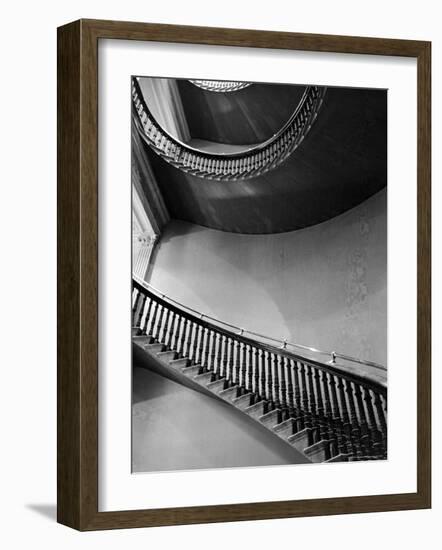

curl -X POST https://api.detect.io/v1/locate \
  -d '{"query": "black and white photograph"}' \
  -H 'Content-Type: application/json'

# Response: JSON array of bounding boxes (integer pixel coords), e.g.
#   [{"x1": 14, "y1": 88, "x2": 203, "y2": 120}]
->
[{"x1": 131, "y1": 75, "x2": 387, "y2": 473}]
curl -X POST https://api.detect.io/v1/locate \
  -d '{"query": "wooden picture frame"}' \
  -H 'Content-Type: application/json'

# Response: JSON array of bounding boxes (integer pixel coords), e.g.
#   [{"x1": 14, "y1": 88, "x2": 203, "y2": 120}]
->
[{"x1": 57, "y1": 18, "x2": 431, "y2": 530}]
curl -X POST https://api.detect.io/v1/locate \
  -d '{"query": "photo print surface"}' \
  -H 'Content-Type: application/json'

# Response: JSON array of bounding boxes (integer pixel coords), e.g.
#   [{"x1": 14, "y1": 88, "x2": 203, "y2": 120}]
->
[{"x1": 130, "y1": 76, "x2": 387, "y2": 473}]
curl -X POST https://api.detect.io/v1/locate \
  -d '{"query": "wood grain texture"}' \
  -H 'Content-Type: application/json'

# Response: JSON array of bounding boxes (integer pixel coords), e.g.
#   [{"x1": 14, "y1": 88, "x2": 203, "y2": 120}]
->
[{"x1": 57, "y1": 19, "x2": 431, "y2": 531}]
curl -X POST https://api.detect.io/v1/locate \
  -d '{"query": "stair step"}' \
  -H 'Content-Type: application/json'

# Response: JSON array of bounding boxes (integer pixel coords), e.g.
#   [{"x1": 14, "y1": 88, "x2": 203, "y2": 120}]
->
[
  {"x1": 304, "y1": 439, "x2": 332, "y2": 463},
  {"x1": 219, "y1": 386, "x2": 239, "y2": 401},
  {"x1": 156, "y1": 350, "x2": 177, "y2": 363},
  {"x1": 232, "y1": 393, "x2": 254, "y2": 410},
  {"x1": 259, "y1": 409, "x2": 281, "y2": 428},
  {"x1": 273, "y1": 418, "x2": 297, "y2": 439},
  {"x1": 244, "y1": 401, "x2": 266, "y2": 419},
  {"x1": 206, "y1": 378, "x2": 227, "y2": 393},
  {"x1": 194, "y1": 371, "x2": 215, "y2": 385},
  {"x1": 288, "y1": 428, "x2": 313, "y2": 452},
  {"x1": 132, "y1": 335, "x2": 154, "y2": 346},
  {"x1": 132, "y1": 327, "x2": 141, "y2": 337},
  {"x1": 325, "y1": 453, "x2": 350, "y2": 463},
  {"x1": 144, "y1": 343, "x2": 165, "y2": 354},
  {"x1": 182, "y1": 365, "x2": 202, "y2": 376},
  {"x1": 169, "y1": 357, "x2": 190, "y2": 369}
]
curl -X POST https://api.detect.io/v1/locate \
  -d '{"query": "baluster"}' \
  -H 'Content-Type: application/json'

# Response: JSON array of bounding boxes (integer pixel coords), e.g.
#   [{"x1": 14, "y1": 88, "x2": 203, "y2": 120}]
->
[
  {"x1": 181, "y1": 318, "x2": 192, "y2": 358},
  {"x1": 266, "y1": 352, "x2": 274, "y2": 409},
  {"x1": 237, "y1": 342, "x2": 245, "y2": 393},
  {"x1": 326, "y1": 373, "x2": 346, "y2": 456},
  {"x1": 156, "y1": 305, "x2": 166, "y2": 342},
  {"x1": 362, "y1": 387, "x2": 382, "y2": 456},
  {"x1": 219, "y1": 335, "x2": 227, "y2": 379},
  {"x1": 150, "y1": 303, "x2": 161, "y2": 340},
  {"x1": 141, "y1": 296, "x2": 155, "y2": 335},
  {"x1": 336, "y1": 376, "x2": 355, "y2": 457},
  {"x1": 147, "y1": 300, "x2": 158, "y2": 338},
  {"x1": 278, "y1": 355, "x2": 288, "y2": 419},
  {"x1": 244, "y1": 344, "x2": 253, "y2": 393},
  {"x1": 132, "y1": 289, "x2": 141, "y2": 325},
  {"x1": 291, "y1": 360, "x2": 303, "y2": 430},
  {"x1": 353, "y1": 383, "x2": 371, "y2": 456},
  {"x1": 194, "y1": 324, "x2": 204, "y2": 366},
  {"x1": 246, "y1": 345, "x2": 253, "y2": 393},
  {"x1": 284, "y1": 357, "x2": 295, "y2": 420},
  {"x1": 144, "y1": 299, "x2": 156, "y2": 336},
  {"x1": 259, "y1": 349, "x2": 266, "y2": 402},
  {"x1": 138, "y1": 297, "x2": 151, "y2": 335},
  {"x1": 174, "y1": 315, "x2": 185, "y2": 356},
  {"x1": 211, "y1": 331, "x2": 218, "y2": 374},
  {"x1": 226, "y1": 338, "x2": 234, "y2": 385},
  {"x1": 205, "y1": 329, "x2": 213, "y2": 372},
  {"x1": 187, "y1": 322, "x2": 198, "y2": 363},
  {"x1": 299, "y1": 362, "x2": 312, "y2": 432},
  {"x1": 344, "y1": 380, "x2": 363, "y2": 458},
  {"x1": 201, "y1": 327, "x2": 210, "y2": 371},
  {"x1": 305, "y1": 364, "x2": 319, "y2": 442},
  {"x1": 169, "y1": 312, "x2": 179, "y2": 351},
  {"x1": 215, "y1": 333, "x2": 222, "y2": 376},
  {"x1": 373, "y1": 392, "x2": 387, "y2": 455},
  {"x1": 313, "y1": 368, "x2": 328, "y2": 443},
  {"x1": 159, "y1": 307, "x2": 170, "y2": 343},
  {"x1": 135, "y1": 293, "x2": 147, "y2": 329},
  {"x1": 320, "y1": 370, "x2": 336, "y2": 456},
  {"x1": 232, "y1": 340, "x2": 239, "y2": 386},
  {"x1": 272, "y1": 354, "x2": 281, "y2": 410},
  {"x1": 253, "y1": 347, "x2": 259, "y2": 398},
  {"x1": 164, "y1": 311, "x2": 176, "y2": 348}
]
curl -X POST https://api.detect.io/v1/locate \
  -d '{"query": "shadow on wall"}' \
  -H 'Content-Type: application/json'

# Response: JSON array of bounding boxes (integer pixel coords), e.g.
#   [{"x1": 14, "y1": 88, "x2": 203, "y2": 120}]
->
[{"x1": 147, "y1": 189, "x2": 387, "y2": 366}]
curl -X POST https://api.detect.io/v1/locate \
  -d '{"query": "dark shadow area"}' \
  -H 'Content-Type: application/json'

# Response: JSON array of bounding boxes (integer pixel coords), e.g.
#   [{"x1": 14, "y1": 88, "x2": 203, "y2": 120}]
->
[{"x1": 25, "y1": 503, "x2": 57, "y2": 522}]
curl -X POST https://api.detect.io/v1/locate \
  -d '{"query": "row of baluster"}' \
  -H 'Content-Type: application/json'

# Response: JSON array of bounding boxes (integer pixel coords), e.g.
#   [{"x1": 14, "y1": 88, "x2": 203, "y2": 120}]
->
[
  {"x1": 189, "y1": 80, "x2": 252, "y2": 92},
  {"x1": 132, "y1": 80, "x2": 323, "y2": 180},
  {"x1": 133, "y1": 287, "x2": 387, "y2": 461}
]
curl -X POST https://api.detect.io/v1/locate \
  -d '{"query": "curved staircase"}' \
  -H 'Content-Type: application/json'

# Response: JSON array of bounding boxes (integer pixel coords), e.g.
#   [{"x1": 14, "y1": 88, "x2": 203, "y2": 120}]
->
[
  {"x1": 132, "y1": 77, "x2": 326, "y2": 181},
  {"x1": 132, "y1": 278, "x2": 387, "y2": 464}
]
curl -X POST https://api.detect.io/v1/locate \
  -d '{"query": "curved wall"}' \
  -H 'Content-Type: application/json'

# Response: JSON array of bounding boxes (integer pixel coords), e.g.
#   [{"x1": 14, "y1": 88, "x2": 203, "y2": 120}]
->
[{"x1": 147, "y1": 189, "x2": 387, "y2": 366}]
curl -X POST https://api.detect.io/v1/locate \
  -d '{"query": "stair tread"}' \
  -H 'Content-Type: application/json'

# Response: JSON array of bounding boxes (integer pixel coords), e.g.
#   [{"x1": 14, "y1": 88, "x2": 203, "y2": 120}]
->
[
  {"x1": 145, "y1": 343, "x2": 165, "y2": 352},
  {"x1": 259, "y1": 409, "x2": 280, "y2": 425},
  {"x1": 207, "y1": 378, "x2": 227, "y2": 391},
  {"x1": 194, "y1": 371, "x2": 214, "y2": 382},
  {"x1": 244, "y1": 401, "x2": 266, "y2": 418},
  {"x1": 219, "y1": 386, "x2": 239, "y2": 400},
  {"x1": 273, "y1": 418, "x2": 295, "y2": 432},
  {"x1": 182, "y1": 365, "x2": 202, "y2": 376},
  {"x1": 232, "y1": 393, "x2": 253, "y2": 409}
]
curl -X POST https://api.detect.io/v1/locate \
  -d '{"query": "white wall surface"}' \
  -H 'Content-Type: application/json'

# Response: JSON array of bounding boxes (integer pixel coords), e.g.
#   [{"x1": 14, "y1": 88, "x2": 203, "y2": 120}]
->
[
  {"x1": 0, "y1": 1, "x2": 440, "y2": 549},
  {"x1": 149, "y1": 190, "x2": 387, "y2": 366}
]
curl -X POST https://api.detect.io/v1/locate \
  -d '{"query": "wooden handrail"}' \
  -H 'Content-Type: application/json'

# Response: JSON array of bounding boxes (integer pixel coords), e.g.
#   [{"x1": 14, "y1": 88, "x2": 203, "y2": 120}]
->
[{"x1": 132, "y1": 77, "x2": 326, "y2": 181}]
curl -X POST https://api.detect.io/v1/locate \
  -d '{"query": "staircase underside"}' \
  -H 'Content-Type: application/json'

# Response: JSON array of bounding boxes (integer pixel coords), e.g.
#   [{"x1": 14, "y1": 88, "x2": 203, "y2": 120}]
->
[
  {"x1": 144, "y1": 86, "x2": 387, "y2": 234},
  {"x1": 133, "y1": 331, "x2": 383, "y2": 464}
]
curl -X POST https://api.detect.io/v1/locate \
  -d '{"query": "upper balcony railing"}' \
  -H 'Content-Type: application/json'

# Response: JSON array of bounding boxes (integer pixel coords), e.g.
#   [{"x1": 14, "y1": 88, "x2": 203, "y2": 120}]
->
[
  {"x1": 189, "y1": 79, "x2": 252, "y2": 92},
  {"x1": 132, "y1": 77, "x2": 326, "y2": 181}
]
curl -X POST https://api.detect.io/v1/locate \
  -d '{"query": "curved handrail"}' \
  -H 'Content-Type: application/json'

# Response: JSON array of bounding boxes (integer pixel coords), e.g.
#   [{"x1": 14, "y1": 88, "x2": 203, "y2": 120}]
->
[
  {"x1": 189, "y1": 79, "x2": 252, "y2": 92},
  {"x1": 133, "y1": 276, "x2": 387, "y2": 382},
  {"x1": 132, "y1": 77, "x2": 326, "y2": 181}
]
